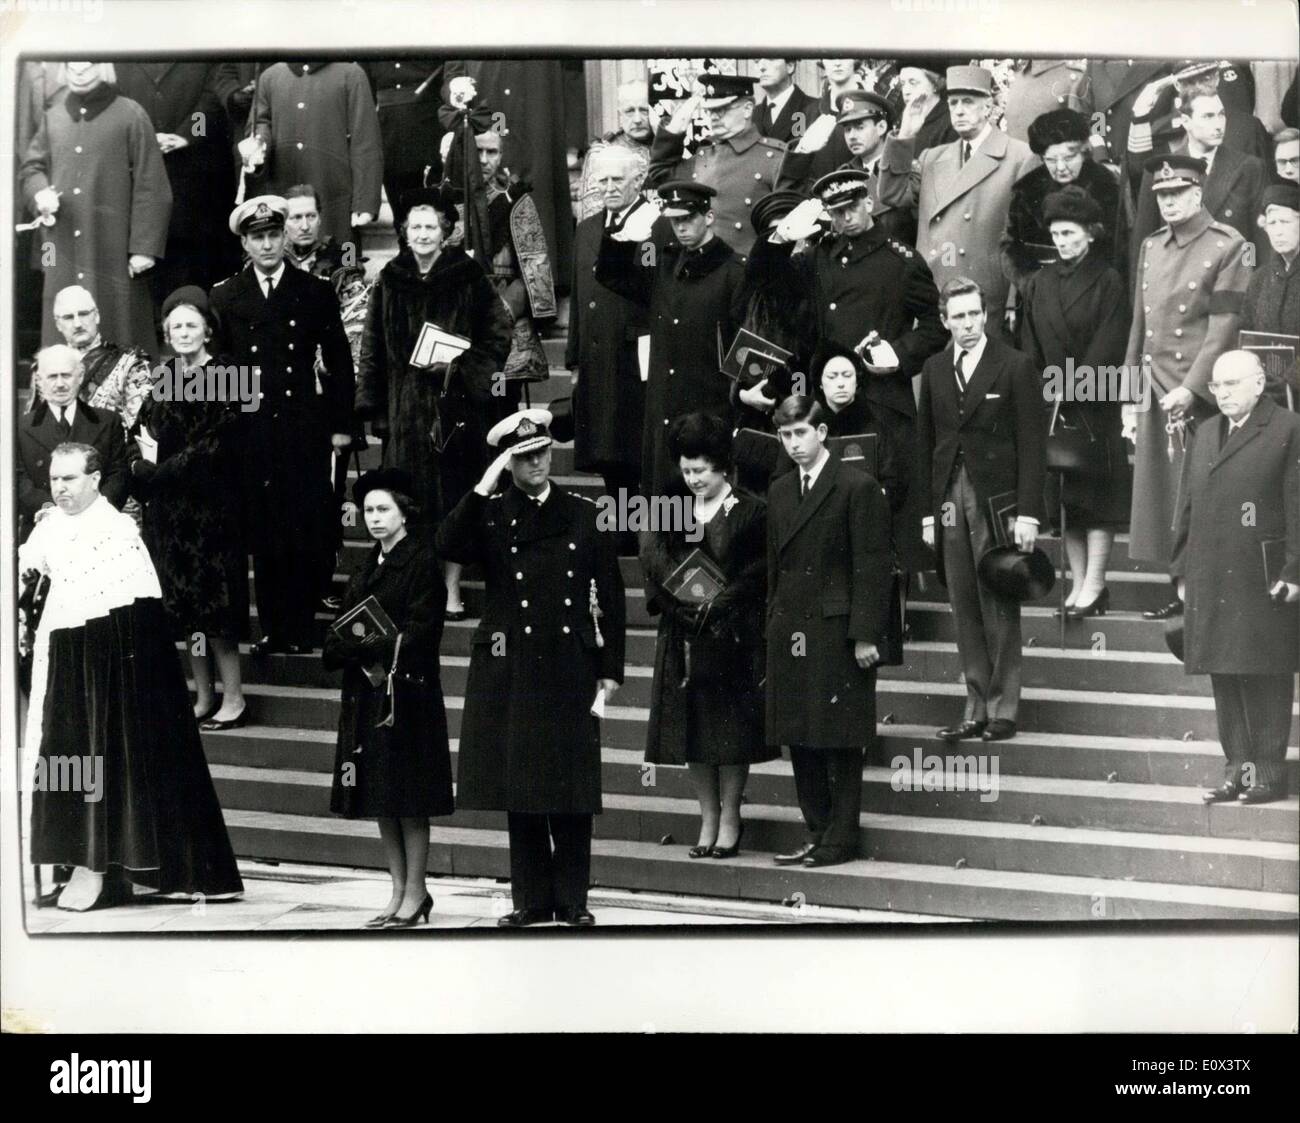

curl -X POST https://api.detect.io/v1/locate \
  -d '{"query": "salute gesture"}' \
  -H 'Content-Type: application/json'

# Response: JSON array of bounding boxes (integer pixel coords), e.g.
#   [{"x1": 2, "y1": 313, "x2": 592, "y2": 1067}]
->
[{"x1": 609, "y1": 197, "x2": 659, "y2": 244}]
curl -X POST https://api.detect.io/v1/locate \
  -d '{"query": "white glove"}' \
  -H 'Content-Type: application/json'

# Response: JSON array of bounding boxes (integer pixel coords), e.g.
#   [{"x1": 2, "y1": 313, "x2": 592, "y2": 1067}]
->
[
  {"x1": 439, "y1": 131, "x2": 455, "y2": 163},
  {"x1": 33, "y1": 187, "x2": 60, "y2": 217},
  {"x1": 1121, "y1": 406, "x2": 1138, "y2": 444},
  {"x1": 865, "y1": 339, "x2": 900, "y2": 372},
  {"x1": 237, "y1": 135, "x2": 266, "y2": 169},
  {"x1": 449, "y1": 76, "x2": 478, "y2": 110},
  {"x1": 611, "y1": 199, "x2": 658, "y2": 243},
  {"x1": 792, "y1": 112, "x2": 838, "y2": 154},
  {"x1": 773, "y1": 198, "x2": 827, "y2": 243}
]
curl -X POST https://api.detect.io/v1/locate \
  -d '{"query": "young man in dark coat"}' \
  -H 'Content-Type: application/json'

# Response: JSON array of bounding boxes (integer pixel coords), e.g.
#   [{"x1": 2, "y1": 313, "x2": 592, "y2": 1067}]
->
[
  {"x1": 1171, "y1": 351, "x2": 1300, "y2": 807},
  {"x1": 208, "y1": 195, "x2": 356, "y2": 654},
  {"x1": 754, "y1": 59, "x2": 820, "y2": 144},
  {"x1": 766, "y1": 395, "x2": 895, "y2": 869},
  {"x1": 594, "y1": 180, "x2": 746, "y2": 498},
  {"x1": 915, "y1": 277, "x2": 1046, "y2": 743},
  {"x1": 436, "y1": 409, "x2": 626, "y2": 927},
  {"x1": 567, "y1": 147, "x2": 649, "y2": 522}
]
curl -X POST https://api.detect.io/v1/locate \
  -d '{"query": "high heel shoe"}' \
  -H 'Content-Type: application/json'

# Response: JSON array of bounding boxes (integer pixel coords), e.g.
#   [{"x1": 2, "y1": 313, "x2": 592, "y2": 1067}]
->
[
  {"x1": 364, "y1": 905, "x2": 401, "y2": 928},
  {"x1": 383, "y1": 892, "x2": 433, "y2": 927},
  {"x1": 1066, "y1": 587, "x2": 1109, "y2": 619},
  {"x1": 201, "y1": 704, "x2": 248, "y2": 732},
  {"x1": 710, "y1": 822, "x2": 744, "y2": 859}
]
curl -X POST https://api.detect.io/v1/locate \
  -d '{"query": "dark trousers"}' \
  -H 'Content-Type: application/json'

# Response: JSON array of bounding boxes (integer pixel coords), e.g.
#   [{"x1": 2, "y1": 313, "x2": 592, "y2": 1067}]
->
[
  {"x1": 942, "y1": 465, "x2": 1023, "y2": 722},
  {"x1": 1210, "y1": 673, "x2": 1296, "y2": 787},
  {"x1": 506, "y1": 812, "x2": 593, "y2": 912},
  {"x1": 253, "y1": 548, "x2": 321, "y2": 647},
  {"x1": 788, "y1": 746, "x2": 864, "y2": 856}
]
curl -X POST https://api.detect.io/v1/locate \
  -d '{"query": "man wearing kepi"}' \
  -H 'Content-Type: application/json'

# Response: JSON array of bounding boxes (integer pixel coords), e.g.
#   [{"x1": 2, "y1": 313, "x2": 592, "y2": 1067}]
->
[
  {"x1": 1171, "y1": 351, "x2": 1299, "y2": 807},
  {"x1": 436, "y1": 409, "x2": 626, "y2": 927},
  {"x1": 1123, "y1": 155, "x2": 1250, "y2": 622},
  {"x1": 209, "y1": 195, "x2": 356, "y2": 654}
]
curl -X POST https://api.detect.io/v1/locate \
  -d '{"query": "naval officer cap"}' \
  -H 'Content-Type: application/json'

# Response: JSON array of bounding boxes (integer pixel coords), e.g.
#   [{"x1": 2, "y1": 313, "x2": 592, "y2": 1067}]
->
[
  {"x1": 657, "y1": 179, "x2": 717, "y2": 217},
  {"x1": 229, "y1": 194, "x2": 289, "y2": 236},
  {"x1": 1146, "y1": 153, "x2": 1207, "y2": 192},
  {"x1": 699, "y1": 73, "x2": 758, "y2": 109},
  {"x1": 813, "y1": 167, "x2": 873, "y2": 210},
  {"x1": 837, "y1": 89, "x2": 893, "y2": 127},
  {"x1": 487, "y1": 408, "x2": 554, "y2": 456}
]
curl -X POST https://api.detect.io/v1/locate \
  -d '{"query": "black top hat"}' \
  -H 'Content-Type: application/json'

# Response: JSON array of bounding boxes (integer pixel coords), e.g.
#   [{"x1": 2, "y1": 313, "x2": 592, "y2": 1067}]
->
[
  {"x1": 750, "y1": 190, "x2": 807, "y2": 234},
  {"x1": 1027, "y1": 107, "x2": 1091, "y2": 156},
  {"x1": 353, "y1": 467, "x2": 416, "y2": 507},
  {"x1": 1042, "y1": 185, "x2": 1103, "y2": 228},
  {"x1": 977, "y1": 545, "x2": 1057, "y2": 603}
]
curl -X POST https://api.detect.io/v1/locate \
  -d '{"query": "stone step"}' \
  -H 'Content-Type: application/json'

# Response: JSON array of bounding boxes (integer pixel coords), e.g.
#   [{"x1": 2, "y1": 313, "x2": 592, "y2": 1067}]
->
[
  {"x1": 219, "y1": 807, "x2": 1298, "y2": 921},
  {"x1": 210, "y1": 763, "x2": 1297, "y2": 894}
]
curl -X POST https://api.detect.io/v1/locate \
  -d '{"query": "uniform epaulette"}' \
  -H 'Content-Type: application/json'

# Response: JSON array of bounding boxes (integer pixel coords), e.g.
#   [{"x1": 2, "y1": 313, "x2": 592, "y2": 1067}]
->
[
  {"x1": 487, "y1": 492, "x2": 503, "y2": 501},
  {"x1": 758, "y1": 135, "x2": 787, "y2": 150},
  {"x1": 887, "y1": 238, "x2": 915, "y2": 258},
  {"x1": 572, "y1": 492, "x2": 598, "y2": 505}
]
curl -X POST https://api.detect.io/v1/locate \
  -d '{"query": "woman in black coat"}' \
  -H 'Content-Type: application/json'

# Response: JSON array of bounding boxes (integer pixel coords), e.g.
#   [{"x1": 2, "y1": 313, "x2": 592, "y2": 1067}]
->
[
  {"x1": 1021, "y1": 186, "x2": 1133, "y2": 619},
  {"x1": 355, "y1": 186, "x2": 513, "y2": 619},
  {"x1": 128, "y1": 285, "x2": 249, "y2": 729},
  {"x1": 1002, "y1": 108, "x2": 1124, "y2": 289},
  {"x1": 323, "y1": 468, "x2": 454, "y2": 927},
  {"x1": 641, "y1": 413, "x2": 776, "y2": 860}
]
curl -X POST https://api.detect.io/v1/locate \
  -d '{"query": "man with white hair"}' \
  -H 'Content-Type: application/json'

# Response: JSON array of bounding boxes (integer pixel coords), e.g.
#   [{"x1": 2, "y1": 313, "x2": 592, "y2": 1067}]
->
[
  {"x1": 17, "y1": 344, "x2": 129, "y2": 541},
  {"x1": 46, "y1": 284, "x2": 155, "y2": 428},
  {"x1": 576, "y1": 77, "x2": 656, "y2": 222},
  {"x1": 1171, "y1": 351, "x2": 1300, "y2": 807}
]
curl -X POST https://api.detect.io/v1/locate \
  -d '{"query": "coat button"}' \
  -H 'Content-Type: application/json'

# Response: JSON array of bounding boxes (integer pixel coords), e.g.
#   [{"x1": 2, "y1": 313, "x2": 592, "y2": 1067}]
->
[
  {"x1": 1146, "y1": 329, "x2": 1153, "y2": 337},
  {"x1": 744, "y1": 197, "x2": 752, "y2": 205},
  {"x1": 567, "y1": 570, "x2": 574, "y2": 577},
  {"x1": 290, "y1": 320, "x2": 296, "y2": 326},
  {"x1": 520, "y1": 600, "x2": 528, "y2": 607},
  {"x1": 589, "y1": 301, "x2": 596, "y2": 309},
  {"x1": 285, "y1": 389, "x2": 292, "y2": 397},
  {"x1": 564, "y1": 597, "x2": 572, "y2": 606},
  {"x1": 1144, "y1": 354, "x2": 1152, "y2": 362},
  {"x1": 74, "y1": 230, "x2": 81, "y2": 237},
  {"x1": 958, "y1": 248, "x2": 966, "y2": 255},
  {"x1": 288, "y1": 343, "x2": 294, "y2": 350},
  {"x1": 73, "y1": 188, "x2": 80, "y2": 195},
  {"x1": 829, "y1": 302, "x2": 837, "y2": 310},
  {"x1": 516, "y1": 571, "x2": 523, "y2": 579},
  {"x1": 287, "y1": 366, "x2": 293, "y2": 372},
  {"x1": 1142, "y1": 282, "x2": 1148, "y2": 290},
  {"x1": 511, "y1": 546, "x2": 518, "y2": 553},
  {"x1": 296, "y1": 142, "x2": 304, "y2": 150},
  {"x1": 74, "y1": 145, "x2": 82, "y2": 153},
  {"x1": 1188, "y1": 282, "x2": 1197, "y2": 290},
  {"x1": 842, "y1": 257, "x2": 849, "y2": 265},
  {"x1": 1178, "y1": 304, "x2": 1186, "y2": 312},
  {"x1": 524, "y1": 625, "x2": 532, "y2": 634},
  {"x1": 668, "y1": 368, "x2": 674, "y2": 375},
  {"x1": 1175, "y1": 352, "x2": 1183, "y2": 360},
  {"x1": 1174, "y1": 329, "x2": 1183, "y2": 337},
  {"x1": 1203, "y1": 260, "x2": 1212, "y2": 269},
  {"x1": 735, "y1": 222, "x2": 743, "y2": 229},
  {"x1": 562, "y1": 625, "x2": 571, "y2": 634},
  {"x1": 568, "y1": 542, "x2": 576, "y2": 550},
  {"x1": 754, "y1": 172, "x2": 762, "y2": 180},
  {"x1": 1224, "y1": 209, "x2": 1232, "y2": 217},
  {"x1": 298, "y1": 102, "x2": 305, "y2": 109},
  {"x1": 1144, "y1": 305, "x2": 1150, "y2": 313},
  {"x1": 251, "y1": 345, "x2": 258, "y2": 352},
  {"x1": 963, "y1": 212, "x2": 971, "y2": 220},
  {"x1": 673, "y1": 318, "x2": 679, "y2": 324}
]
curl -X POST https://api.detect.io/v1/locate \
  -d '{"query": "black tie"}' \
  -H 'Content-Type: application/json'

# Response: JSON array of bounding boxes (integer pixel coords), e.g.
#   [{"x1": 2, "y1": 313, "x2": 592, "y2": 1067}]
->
[
  {"x1": 56, "y1": 408, "x2": 71, "y2": 437},
  {"x1": 955, "y1": 350, "x2": 969, "y2": 398},
  {"x1": 801, "y1": 473, "x2": 811, "y2": 499},
  {"x1": 263, "y1": 276, "x2": 275, "y2": 299},
  {"x1": 961, "y1": 140, "x2": 972, "y2": 167}
]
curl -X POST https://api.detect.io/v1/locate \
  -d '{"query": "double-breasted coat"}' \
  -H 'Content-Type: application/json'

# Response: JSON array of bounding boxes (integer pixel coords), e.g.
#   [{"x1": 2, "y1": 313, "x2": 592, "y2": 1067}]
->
[
  {"x1": 766, "y1": 456, "x2": 895, "y2": 749},
  {"x1": 252, "y1": 62, "x2": 383, "y2": 244},
  {"x1": 1170, "y1": 396, "x2": 1300, "y2": 675},
  {"x1": 890, "y1": 128, "x2": 1039, "y2": 328},
  {"x1": 641, "y1": 489, "x2": 776, "y2": 766},
  {"x1": 323, "y1": 530, "x2": 454, "y2": 819},
  {"x1": 18, "y1": 85, "x2": 172, "y2": 355},
  {"x1": 594, "y1": 224, "x2": 746, "y2": 496},
  {"x1": 1021, "y1": 250, "x2": 1134, "y2": 527},
  {"x1": 208, "y1": 263, "x2": 356, "y2": 558},
  {"x1": 1124, "y1": 208, "x2": 1249, "y2": 564},
  {"x1": 436, "y1": 485, "x2": 626, "y2": 813},
  {"x1": 647, "y1": 123, "x2": 789, "y2": 260},
  {"x1": 355, "y1": 246, "x2": 514, "y2": 517},
  {"x1": 567, "y1": 212, "x2": 648, "y2": 477}
]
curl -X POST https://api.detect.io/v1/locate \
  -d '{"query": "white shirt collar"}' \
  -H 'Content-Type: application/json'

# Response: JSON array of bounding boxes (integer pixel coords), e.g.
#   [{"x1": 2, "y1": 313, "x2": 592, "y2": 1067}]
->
[
  {"x1": 54, "y1": 400, "x2": 76, "y2": 424},
  {"x1": 963, "y1": 123, "x2": 993, "y2": 156},
  {"x1": 955, "y1": 333, "x2": 989, "y2": 375},
  {"x1": 801, "y1": 446, "x2": 831, "y2": 489},
  {"x1": 765, "y1": 84, "x2": 796, "y2": 116},
  {"x1": 255, "y1": 262, "x2": 287, "y2": 290},
  {"x1": 1227, "y1": 410, "x2": 1251, "y2": 432},
  {"x1": 529, "y1": 483, "x2": 552, "y2": 506}
]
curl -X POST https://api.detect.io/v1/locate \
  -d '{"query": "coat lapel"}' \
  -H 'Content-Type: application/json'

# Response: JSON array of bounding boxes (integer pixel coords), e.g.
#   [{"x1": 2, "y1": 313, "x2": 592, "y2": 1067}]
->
[
  {"x1": 26, "y1": 406, "x2": 64, "y2": 453},
  {"x1": 1202, "y1": 146, "x2": 1242, "y2": 216},
  {"x1": 778, "y1": 455, "x2": 839, "y2": 552},
  {"x1": 1211, "y1": 397, "x2": 1274, "y2": 472},
  {"x1": 959, "y1": 337, "x2": 1003, "y2": 425},
  {"x1": 934, "y1": 130, "x2": 1008, "y2": 215},
  {"x1": 510, "y1": 485, "x2": 570, "y2": 544}
]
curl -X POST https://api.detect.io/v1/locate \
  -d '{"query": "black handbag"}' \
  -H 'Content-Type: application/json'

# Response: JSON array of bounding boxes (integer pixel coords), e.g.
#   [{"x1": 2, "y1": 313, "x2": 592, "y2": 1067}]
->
[{"x1": 1045, "y1": 396, "x2": 1104, "y2": 479}]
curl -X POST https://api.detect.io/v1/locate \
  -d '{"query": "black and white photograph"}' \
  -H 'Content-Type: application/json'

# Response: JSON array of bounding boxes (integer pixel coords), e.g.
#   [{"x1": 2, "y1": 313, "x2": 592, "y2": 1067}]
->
[{"x1": 0, "y1": 0, "x2": 1296, "y2": 1053}]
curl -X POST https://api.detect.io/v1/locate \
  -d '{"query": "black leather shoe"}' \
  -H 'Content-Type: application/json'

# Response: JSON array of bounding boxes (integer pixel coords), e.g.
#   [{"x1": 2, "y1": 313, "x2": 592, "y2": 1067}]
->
[
  {"x1": 200, "y1": 706, "x2": 247, "y2": 732},
  {"x1": 773, "y1": 843, "x2": 817, "y2": 866},
  {"x1": 1202, "y1": 781, "x2": 1242, "y2": 803},
  {"x1": 981, "y1": 719, "x2": 1017, "y2": 742},
  {"x1": 1240, "y1": 783, "x2": 1281, "y2": 805},
  {"x1": 497, "y1": 907, "x2": 553, "y2": 928},
  {"x1": 803, "y1": 847, "x2": 852, "y2": 868},
  {"x1": 250, "y1": 636, "x2": 281, "y2": 656},
  {"x1": 1065, "y1": 587, "x2": 1110, "y2": 619},
  {"x1": 1143, "y1": 599, "x2": 1183, "y2": 620},
  {"x1": 687, "y1": 844, "x2": 714, "y2": 859},
  {"x1": 710, "y1": 822, "x2": 744, "y2": 859},
  {"x1": 557, "y1": 908, "x2": 596, "y2": 927},
  {"x1": 938, "y1": 720, "x2": 986, "y2": 741}
]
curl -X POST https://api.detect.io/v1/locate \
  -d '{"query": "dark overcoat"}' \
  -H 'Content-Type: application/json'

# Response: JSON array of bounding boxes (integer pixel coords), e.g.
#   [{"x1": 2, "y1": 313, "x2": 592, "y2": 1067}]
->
[
  {"x1": 595, "y1": 225, "x2": 746, "y2": 496},
  {"x1": 1001, "y1": 159, "x2": 1123, "y2": 284},
  {"x1": 355, "y1": 246, "x2": 513, "y2": 516},
  {"x1": 567, "y1": 212, "x2": 648, "y2": 477},
  {"x1": 1021, "y1": 250, "x2": 1133, "y2": 527},
  {"x1": 641, "y1": 490, "x2": 776, "y2": 766},
  {"x1": 17, "y1": 402, "x2": 129, "y2": 540},
  {"x1": 436, "y1": 485, "x2": 626, "y2": 813},
  {"x1": 766, "y1": 456, "x2": 894, "y2": 748},
  {"x1": 19, "y1": 86, "x2": 172, "y2": 355},
  {"x1": 323, "y1": 530, "x2": 454, "y2": 819},
  {"x1": 208, "y1": 263, "x2": 355, "y2": 557},
  {"x1": 1170, "y1": 397, "x2": 1300, "y2": 675}
]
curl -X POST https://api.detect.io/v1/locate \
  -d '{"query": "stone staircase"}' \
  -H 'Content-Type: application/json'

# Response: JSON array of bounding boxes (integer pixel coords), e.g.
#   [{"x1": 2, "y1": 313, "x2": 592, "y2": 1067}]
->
[{"x1": 194, "y1": 325, "x2": 1300, "y2": 921}]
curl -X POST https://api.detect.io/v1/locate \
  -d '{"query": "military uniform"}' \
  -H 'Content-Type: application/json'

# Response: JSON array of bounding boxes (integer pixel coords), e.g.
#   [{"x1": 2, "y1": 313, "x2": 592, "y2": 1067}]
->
[
  {"x1": 435, "y1": 411, "x2": 625, "y2": 923},
  {"x1": 209, "y1": 197, "x2": 356, "y2": 650},
  {"x1": 1125, "y1": 201, "x2": 1249, "y2": 566},
  {"x1": 647, "y1": 123, "x2": 788, "y2": 260}
]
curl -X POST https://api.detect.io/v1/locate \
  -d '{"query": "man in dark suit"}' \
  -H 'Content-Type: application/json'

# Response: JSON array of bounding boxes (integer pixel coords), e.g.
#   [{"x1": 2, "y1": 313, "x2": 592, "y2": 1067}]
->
[
  {"x1": 17, "y1": 344, "x2": 129, "y2": 541},
  {"x1": 766, "y1": 395, "x2": 895, "y2": 869},
  {"x1": 915, "y1": 277, "x2": 1046, "y2": 742},
  {"x1": 209, "y1": 195, "x2": 355, "y2": 654},
  {"x1": 754, "y1": 59, "x2": 820, "y2": 144},
  {"x1": 1172, "y1": 351, "x2": 1300, "y2": 807}
]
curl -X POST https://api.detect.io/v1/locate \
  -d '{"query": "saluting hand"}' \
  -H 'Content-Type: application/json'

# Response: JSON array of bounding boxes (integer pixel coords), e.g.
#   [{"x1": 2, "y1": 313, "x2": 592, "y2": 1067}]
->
[
  {"x1": 792, "y1": 112, "x2": 837, "y2": 154},
  {"x1": 474, "y1": 447, "x2": 514, "y2": 496},
  {"x1": 665, "y1": 94, "x2": 703, "y2": 136}
]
